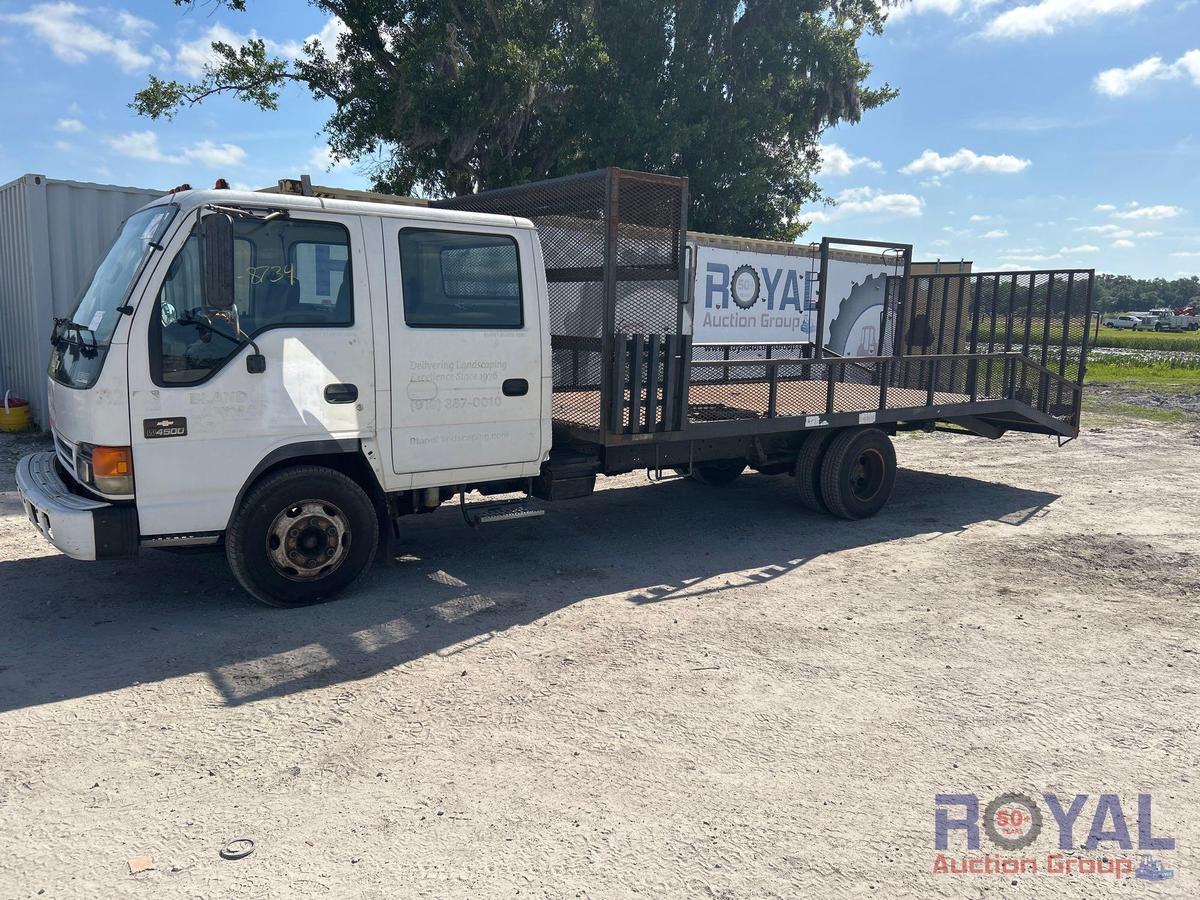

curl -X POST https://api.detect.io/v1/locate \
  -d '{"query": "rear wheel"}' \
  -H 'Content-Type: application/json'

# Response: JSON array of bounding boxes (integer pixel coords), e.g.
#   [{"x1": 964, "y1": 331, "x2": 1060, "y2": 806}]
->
[
  {"x1": 675, "y1": 459, "x2": 747, "y2": 485},
  {"x1": 794, "y1": 430, "x2": 836, "y2": 512},
  {"x1": 819, "y1": 428, "x2": 896, "y2": 520},
  {"x1": 226, "y1": 465, "x2": 379, "y2": 607}
]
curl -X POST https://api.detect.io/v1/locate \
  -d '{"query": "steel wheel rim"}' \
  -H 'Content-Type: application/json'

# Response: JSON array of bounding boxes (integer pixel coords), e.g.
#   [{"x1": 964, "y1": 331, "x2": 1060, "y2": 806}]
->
[
  {"x1": 849, "y1": 448, "x2": 885, "y2": 503},
  {"x1": 266, "y1": 500, "x2": 351, "y2": 582}
]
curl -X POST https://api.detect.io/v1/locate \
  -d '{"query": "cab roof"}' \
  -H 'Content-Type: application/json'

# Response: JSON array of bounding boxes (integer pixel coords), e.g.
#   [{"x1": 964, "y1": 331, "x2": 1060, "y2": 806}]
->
[{"x1": 140, "y1": 188, "x2": 536, "y2": 232}]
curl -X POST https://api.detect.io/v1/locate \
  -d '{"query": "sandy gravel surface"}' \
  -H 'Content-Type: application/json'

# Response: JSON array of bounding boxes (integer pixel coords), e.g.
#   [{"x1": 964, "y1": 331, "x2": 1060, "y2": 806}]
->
[{"x1": 0, "y1": 422, "x2": 1197, "y2": 898}]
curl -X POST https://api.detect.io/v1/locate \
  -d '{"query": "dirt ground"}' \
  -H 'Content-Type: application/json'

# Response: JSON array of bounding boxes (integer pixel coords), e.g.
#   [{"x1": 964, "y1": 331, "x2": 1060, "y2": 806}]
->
[{"x1": 0, "y1": 416, "x2": 1197, "y2": 899}]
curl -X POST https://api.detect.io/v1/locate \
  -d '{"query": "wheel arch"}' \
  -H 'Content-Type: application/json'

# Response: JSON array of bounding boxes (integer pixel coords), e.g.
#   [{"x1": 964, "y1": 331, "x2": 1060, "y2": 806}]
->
[{"x1": 225, "y1": 440, "x2": 388, "y2": 533}]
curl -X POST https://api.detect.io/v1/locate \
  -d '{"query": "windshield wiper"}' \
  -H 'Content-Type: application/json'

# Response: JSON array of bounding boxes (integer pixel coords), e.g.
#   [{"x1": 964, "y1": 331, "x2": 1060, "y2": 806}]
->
[
  {"x1": 177, "y1": 314, "x2": 264, "y2": 371},
  {"x1": 50, "y1": 318, "x2": 99, "y2": 359}
]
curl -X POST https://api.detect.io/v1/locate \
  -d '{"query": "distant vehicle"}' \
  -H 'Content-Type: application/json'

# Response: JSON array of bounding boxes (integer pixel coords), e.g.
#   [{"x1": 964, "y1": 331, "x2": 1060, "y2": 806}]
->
[
  {"x1": 1148, "y1": 307, "x2": 1199, "y2": 332},
  {"x1": 1129, "y1": 312, "x2": 1162, "y2": 331},
  {"x1": 1102, "y1": 314, "x2": 1143, "y2": 330}
]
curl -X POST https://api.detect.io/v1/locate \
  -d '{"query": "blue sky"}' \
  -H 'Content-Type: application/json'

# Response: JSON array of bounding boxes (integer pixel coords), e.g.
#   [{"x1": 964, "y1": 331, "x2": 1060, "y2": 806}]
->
[{"x1": 0, "y1": 0, "x2": 1197, "y2": 277}]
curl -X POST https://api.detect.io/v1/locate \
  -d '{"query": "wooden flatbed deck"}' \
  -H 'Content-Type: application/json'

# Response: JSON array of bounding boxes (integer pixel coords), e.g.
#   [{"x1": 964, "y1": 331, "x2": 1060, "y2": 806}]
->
[{"x1": 551, "y1": 379, "x2": 977, "y2": 431}]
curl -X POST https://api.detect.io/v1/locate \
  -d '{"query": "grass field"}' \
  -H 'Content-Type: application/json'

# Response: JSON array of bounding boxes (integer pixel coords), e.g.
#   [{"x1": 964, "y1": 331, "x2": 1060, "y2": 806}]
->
[
  {"x1": 1085, "y1": 354, "x2": 1200, "y2": 388},
  {"x1": 1090, "y1": 327, "x2": 1200, "y2": 353}
]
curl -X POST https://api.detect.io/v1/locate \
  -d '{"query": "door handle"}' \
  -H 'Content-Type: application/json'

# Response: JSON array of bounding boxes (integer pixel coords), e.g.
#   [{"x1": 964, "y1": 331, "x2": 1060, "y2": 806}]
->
[
  {"x1": 324, "y1": 383, "x2": 358, "y2": 404},
  {"x1": 502, "y1": 378, "x2": 528, "y2": 397}
]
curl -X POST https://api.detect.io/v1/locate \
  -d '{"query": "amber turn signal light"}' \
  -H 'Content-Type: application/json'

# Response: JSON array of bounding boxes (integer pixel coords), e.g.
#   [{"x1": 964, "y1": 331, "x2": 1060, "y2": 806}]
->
[{"x1": 91, "y1": 446, "x2": 132, "y2": 478}]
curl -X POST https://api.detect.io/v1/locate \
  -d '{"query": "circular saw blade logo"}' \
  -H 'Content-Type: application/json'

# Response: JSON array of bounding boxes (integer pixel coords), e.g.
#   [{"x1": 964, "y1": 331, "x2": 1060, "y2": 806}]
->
[
  {"x1": 730, "y1": 265, "x2": 761, "y2": 310},
  {"x1": 827, "y1": 273, "x2": 887, "y2": 356}
]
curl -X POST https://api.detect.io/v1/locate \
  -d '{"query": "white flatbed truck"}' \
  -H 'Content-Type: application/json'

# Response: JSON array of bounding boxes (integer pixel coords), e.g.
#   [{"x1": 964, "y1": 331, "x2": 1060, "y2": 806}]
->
[{"x1": 17, "y1": 168, "x2": 1094, "y2": 606}]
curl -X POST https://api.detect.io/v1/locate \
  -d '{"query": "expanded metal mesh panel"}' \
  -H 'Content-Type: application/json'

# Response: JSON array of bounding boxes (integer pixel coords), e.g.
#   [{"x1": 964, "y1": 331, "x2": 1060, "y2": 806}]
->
[
  {"x1": 886, "y1": 269, "x2": 1092, "y2": 427},
  {"x1": 436, "y1": 169, "x2": 687, "y2": 436}
]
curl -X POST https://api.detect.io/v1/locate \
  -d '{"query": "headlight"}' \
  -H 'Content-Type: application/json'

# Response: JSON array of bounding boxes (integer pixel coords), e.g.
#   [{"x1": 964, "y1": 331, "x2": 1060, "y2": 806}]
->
[{"x1": 78, "y1": 444, "x2": 134, "y2": 495}]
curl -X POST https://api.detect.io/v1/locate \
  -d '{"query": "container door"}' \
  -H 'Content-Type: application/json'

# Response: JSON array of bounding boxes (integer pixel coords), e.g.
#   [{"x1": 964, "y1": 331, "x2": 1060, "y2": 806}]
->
[{"x1": 383, "y1": 221, "x2": 544, "y2": 480}]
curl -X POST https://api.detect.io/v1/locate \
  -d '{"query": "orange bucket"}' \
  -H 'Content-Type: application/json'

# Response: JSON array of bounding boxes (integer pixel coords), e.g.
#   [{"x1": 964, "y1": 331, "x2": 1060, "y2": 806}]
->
[{"x1": 0, "y1": 392, "x2": 31, "y2": 432}]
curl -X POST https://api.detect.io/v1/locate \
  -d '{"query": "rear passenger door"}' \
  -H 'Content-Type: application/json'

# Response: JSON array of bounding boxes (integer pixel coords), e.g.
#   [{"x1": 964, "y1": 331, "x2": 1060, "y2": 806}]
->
[{"x1": 383, "y1": 221, "x2": 546, "y2": 482}]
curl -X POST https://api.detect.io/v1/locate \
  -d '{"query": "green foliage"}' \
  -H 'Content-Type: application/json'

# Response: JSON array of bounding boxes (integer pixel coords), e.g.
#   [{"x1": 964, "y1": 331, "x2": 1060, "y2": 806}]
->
[
  {"x1": 1086, "y1": 355, "x2": 1200, "y2": 388},
  {"x1": 1092, "y1": 329, "x2": 1200, "y2": 353},
  {"x1": 1093, "y1": 273, "x2": 1200, "y2": 314},
  {"x1": 136, "y1": 1, "x2": 898, "y2": 240}
]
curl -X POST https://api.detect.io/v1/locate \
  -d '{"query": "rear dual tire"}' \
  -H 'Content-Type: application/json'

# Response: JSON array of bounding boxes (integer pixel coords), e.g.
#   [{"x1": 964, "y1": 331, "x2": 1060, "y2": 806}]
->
[{"x1": 795, "y1": 427, "x2": 896, "y2": 520}]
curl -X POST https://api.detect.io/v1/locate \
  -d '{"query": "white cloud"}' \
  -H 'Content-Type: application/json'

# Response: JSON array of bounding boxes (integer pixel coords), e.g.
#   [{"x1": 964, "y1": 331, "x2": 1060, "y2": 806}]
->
[
  {"x1": 816, "y1": 143, "x2": 882, "y2": 178},
  {"x1": 306, "y1": 144, "x2": 356, "y2": 174},
  {"x1": 1094, "y1": 203, "x2": 1117, "y2": 212},
  {"x1": 969, "y1": 214, "x2": 992, "y2": 222},
  {"x1": 901, "y1": 148, "x2": 1031, "y2": 176},
  {"x1": 1095, "y1": 50, "x2": 1200, "y2": 97},
  {"x1": 5, "y1": 2, "x2": 152, "y2": 72},
  {"x1": 1112, "y1": 239, "x2": 1136, "y2": 249},
  {"x1": 1171, "y1": 250, "x2": 1200, "y2": 257},
  {"x1": 108, "y1": 131, "x2": 171, "y2": 162},
  {"x1": 888, "y1": 0, "x2": 1000, "y2": 21},
  {"x1": 981, "y1": 229, "x2": 1009, "y2": 238},
  {"x1": 184, "y1": 140, "x2": 246, "y2": 168},
  {"x1": 174, "y1": 16, "x2": 347, "y2": 78},
  {"x1": 54, "y1": 117, "x2": 84, "y2": 133},
  {"x1": 116, "y1": 11, "x2": 153, "y2": 36},
  {"x1": 803, "y1": 187, "x2": 924, "y2": 224},
  {"x1": 985, "y1": 0, "x2": 1151, "y2": 39},
  {"x1": 1002, "y1": 244, "x2": 1100, "y2": 263},
  {"x1": 1112, "y1": 204, "x2": 1184, "y2": 220},
  {"x1": 174, "y1": 23, "x2": 246, "y2": 78},
  {"x1": 274, "y1": 16, "x2": 348, "y2": 59},
  {"x1": 107, "y1": 131, "x2": 247, "y2": 168}
]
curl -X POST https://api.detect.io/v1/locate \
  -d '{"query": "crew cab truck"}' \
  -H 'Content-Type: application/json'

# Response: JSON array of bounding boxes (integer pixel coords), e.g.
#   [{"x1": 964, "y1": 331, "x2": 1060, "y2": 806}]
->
[{"x1": 16, "y1": 168, "x2": 1094, "y2": 607}]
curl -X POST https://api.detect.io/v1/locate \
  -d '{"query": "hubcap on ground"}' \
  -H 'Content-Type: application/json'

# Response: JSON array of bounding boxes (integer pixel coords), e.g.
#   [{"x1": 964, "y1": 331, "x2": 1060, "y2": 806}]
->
[
  {"x1": 266, "y1": 500, "x2": 351, "y2": 582},
  {"x1": 849, "y1": 448, "x2": 885, "y2": 502}
]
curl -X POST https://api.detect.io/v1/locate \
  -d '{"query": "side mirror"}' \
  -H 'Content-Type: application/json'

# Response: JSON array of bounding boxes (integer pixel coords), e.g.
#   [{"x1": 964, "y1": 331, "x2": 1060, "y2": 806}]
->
[{"x1": 200, "y1": 213, "x2": 235, "y2": 313}]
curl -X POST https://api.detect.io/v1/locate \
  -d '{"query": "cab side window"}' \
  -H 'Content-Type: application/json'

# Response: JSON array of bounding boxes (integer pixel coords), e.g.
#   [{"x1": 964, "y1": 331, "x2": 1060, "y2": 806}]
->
[
  {"x1": 151, "y1": 217, "x2": 353, "y2": 385},
  {"x1": 399, "y1": 228, "x2": 522, "y2": 328}
]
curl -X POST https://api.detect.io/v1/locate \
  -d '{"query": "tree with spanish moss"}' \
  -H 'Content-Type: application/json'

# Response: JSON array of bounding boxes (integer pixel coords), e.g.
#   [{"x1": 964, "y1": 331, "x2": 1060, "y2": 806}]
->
[{"x1": 135, "y1": 1, "x2": 899, "y2": 241}]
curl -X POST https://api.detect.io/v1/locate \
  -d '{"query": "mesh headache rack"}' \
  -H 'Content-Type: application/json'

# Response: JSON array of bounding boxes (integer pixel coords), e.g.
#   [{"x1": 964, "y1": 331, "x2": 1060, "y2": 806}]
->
[{"x1": 435, "y1": 168, "x2": 1093, "y2": 444}]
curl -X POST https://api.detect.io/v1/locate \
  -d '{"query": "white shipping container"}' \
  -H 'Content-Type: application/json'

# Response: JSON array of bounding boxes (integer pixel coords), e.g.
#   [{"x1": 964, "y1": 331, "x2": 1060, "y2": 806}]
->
[{"x1": 0, "y1": 174, "x2": 163, "y2": 428}]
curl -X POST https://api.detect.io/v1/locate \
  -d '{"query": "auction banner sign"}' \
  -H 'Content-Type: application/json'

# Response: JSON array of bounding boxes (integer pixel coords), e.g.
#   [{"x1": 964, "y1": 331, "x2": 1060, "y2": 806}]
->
[{"x1": 691, "y1": 241, "x2": 892, "y2": 356}]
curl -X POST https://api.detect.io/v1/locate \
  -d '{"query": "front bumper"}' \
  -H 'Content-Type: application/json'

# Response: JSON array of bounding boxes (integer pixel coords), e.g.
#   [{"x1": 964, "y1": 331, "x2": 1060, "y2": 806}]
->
[{"x1": 15, "y1": 452, "x2": 138, "y2": 560}]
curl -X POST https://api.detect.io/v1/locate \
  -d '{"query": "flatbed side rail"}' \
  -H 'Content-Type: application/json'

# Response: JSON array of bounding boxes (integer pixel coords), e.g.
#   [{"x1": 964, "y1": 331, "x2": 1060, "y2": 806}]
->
[{"x1": 604, "y1": 342, "x2": 1084, "y2": 437}]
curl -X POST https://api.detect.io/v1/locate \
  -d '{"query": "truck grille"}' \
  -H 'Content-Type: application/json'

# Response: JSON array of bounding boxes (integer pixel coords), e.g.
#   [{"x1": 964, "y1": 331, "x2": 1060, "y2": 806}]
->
[{"x1": 53, "y1": 430, "x2": 76, "y2": 474}]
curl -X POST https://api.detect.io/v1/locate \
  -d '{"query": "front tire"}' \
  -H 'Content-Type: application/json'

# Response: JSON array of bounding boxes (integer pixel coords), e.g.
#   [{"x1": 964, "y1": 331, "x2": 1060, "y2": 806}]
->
[
  {"x1": 226, "y1": 465, "x2": 379, "y2": 607},
  {"x1": 819, "y1": 428, "x2": 897, "y2": 520}
]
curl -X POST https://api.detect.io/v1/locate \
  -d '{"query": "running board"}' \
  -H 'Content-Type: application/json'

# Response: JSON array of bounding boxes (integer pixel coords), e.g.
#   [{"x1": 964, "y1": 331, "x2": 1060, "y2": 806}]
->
[{"x1": 459, "y1": 494, "x2": 546, "y2": 528}]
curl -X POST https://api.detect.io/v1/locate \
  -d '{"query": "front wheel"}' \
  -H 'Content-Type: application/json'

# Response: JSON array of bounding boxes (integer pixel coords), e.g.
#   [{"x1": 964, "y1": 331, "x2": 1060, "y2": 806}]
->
[
  {"x1": 674, "y1": 459, "x2": 747, "y2": 485},
  {"x1": 226, "y1": 465, "x2": 379, "y2": 607},
  {"x1": 819, "y1": 428, "x2": 897, "y2": 520}
]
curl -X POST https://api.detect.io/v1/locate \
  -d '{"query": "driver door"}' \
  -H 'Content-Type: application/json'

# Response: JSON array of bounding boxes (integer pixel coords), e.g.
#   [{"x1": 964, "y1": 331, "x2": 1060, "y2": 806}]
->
[{"x1": 126, "y1": 208, "x2": 375, "y2": 537}]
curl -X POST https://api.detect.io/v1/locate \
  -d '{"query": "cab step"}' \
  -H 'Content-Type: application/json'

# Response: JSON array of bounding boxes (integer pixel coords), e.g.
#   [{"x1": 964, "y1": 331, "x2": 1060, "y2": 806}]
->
[{"x1": 459, "y1": 495, "x2": 546, "y2": 527}]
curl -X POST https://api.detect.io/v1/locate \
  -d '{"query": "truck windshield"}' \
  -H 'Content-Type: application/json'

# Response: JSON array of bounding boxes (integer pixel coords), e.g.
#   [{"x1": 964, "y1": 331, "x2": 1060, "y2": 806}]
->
[
  {"x1": 71, "y1": 204, "x2": 177, "y2": 344},
  {"x1": 51, "y1": 203, "x2": 177, "y2": 389}
]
